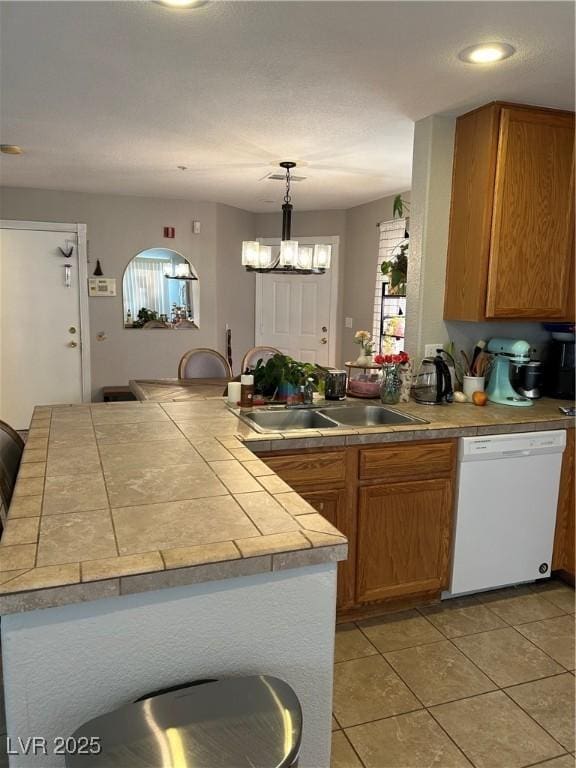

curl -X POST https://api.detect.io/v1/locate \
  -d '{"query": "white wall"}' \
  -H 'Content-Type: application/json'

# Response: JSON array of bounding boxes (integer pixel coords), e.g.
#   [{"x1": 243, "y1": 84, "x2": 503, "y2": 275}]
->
[{"x1": 0, "y1": 187, "x2": 256, "y2": 396}]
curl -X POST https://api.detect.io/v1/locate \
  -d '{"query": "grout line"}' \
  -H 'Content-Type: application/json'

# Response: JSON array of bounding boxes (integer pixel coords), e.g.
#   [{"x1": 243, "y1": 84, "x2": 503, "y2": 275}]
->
[
  {"x1": 510, "y1": 621, "x2": 574, "y2": 671},
  {"x1": 501, "y1": 675, "x2": 568, "y2": 752},
  {"x1": 333, "y1": 650, "x2": 379, "y2": 665},
  {"x1": 336, "y1": 705, "x2": 425, "y2": 731},
  {"x1": 90, "y1": 410, "x2": 120, "y2": 560},
  {"x1": 523, "y1": 755, "x2": 571, "y2": 768},
  {"x1": 339, "y1": 726, "x2": 368, "y2": 767}
]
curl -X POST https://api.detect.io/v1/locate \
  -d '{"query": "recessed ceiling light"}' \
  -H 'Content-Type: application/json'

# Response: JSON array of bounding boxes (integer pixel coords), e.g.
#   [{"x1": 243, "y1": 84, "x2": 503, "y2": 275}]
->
[
  {"x1": 154, "y1": 0, "x2": 209, "y2": 8},
  {"x1": 458, "y1": 42, "x2": 516, "y2": 64},
  {"x1": 0, "y1": 144, "x2": 23, "y2": 155}
]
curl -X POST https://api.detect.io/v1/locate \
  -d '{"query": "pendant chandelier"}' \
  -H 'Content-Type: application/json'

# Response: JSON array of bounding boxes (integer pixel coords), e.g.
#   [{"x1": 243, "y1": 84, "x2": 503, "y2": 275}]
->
[{"x1": 242, "y1": 161, "x2": 332, "y2": 274}]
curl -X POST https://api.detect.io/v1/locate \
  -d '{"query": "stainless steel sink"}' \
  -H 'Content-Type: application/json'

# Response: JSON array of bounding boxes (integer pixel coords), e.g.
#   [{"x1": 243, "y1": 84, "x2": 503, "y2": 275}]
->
[
  {"x1": 319, "y1": 405, "x2": 428, "y2": 427},
  {"x1": 241, "y1": 409, "x2": 340, "y2": 433}
]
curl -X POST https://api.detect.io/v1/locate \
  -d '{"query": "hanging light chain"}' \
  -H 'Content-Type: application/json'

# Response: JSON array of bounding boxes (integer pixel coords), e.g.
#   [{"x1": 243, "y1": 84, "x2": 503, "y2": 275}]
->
[{"x1": 284, "y1": 165, "x2": 292, "y2": 204}]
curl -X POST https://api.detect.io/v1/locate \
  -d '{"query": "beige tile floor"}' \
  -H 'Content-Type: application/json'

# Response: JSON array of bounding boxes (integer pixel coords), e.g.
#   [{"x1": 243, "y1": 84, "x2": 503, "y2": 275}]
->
[{"x1": 332, "y1": 580, "x2": 575, "y2": 768}]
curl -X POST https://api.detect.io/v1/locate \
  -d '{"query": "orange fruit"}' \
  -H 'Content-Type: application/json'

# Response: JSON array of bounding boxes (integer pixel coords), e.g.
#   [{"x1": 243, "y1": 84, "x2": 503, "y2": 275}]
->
[{"x1": 472, "y1": 391, "x2": 488, "y2": 406}]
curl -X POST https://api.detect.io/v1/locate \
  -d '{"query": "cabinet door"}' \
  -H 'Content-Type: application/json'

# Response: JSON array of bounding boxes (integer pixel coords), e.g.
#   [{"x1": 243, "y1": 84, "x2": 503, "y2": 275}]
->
[
  {"x1": 301, "y1": 488, "x2": 350, "y2": 609},
  {"x1": 356, "y1": 479, "x2": 453, "y2": 603},
  {"x1": 553, "y1": 429, "x2": 575, "y2": 580},
  {"x1": 444, "y1": 103, "x2": 501, "y2": 321},
  {"x1": 300, "y1": 488, "x2": 345, "y2": 529},
  {"x1": 486, "y1": 107, "x2": 575, "y2": 318}
]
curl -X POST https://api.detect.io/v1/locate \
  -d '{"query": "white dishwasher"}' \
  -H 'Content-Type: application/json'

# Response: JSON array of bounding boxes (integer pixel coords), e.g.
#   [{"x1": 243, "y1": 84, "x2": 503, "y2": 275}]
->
[{"x1": 447, "y1": 429, "x2": 566, "y2": 598}]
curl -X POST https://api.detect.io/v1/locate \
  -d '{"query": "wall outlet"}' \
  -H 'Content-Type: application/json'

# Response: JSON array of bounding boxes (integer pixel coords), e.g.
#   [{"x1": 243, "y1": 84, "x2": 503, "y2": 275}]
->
[
  {"x1": 424, "y1": 343, "x2": 444, "y2": 357},
  {"x1": 345, "y1": 317, "x2": 353, "y2": 328}
]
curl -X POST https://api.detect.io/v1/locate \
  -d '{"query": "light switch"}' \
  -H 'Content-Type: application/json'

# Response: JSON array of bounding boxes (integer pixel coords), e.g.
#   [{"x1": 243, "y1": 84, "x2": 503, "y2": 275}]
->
[
  {"x1": 345, "y1": 317, "x2": 353, "y2": 328},
  {"x1": 193, "y1": 221, "x2": 201, "y2": 234}
]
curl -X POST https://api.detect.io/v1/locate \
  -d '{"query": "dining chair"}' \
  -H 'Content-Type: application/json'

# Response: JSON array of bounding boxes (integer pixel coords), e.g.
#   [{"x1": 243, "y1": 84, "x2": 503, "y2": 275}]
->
[
  {"x1": 178, "y1": 348, "x2": 233, "y2": 380},
  {"x1": 240, "y1": 346, "x2": 281, "y2": 374},
  {"x1": 0, "y1": 420, "x2": 25, "y2": 529}
]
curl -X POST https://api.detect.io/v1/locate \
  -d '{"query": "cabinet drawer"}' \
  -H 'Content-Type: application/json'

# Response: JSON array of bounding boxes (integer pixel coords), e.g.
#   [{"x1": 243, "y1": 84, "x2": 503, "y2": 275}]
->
[
  {"x1": 359, "y1": 441, "x2": 455, "y2": 482},
  {"x1": 263, "y1": 451, "x2": 346, "y2": 489}
]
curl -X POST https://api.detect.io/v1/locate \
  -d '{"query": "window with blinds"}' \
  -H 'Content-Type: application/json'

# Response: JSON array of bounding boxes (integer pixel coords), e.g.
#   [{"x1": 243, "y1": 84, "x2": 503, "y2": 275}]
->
[{"x1": 373, "y1": 218, "x2": 407, "y2": 355}]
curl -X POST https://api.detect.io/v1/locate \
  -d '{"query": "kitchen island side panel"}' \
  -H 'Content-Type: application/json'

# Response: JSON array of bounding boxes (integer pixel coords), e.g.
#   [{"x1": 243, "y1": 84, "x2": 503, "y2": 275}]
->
[{"x1": 2, "y1": 563, "x2": 337, "y2": 768}]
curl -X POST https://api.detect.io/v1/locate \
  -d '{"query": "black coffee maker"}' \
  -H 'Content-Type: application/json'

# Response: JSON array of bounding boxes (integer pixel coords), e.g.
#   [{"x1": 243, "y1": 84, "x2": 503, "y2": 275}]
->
[{"x1": 544, "y1": 340, "x2": 575, "y2": 400}]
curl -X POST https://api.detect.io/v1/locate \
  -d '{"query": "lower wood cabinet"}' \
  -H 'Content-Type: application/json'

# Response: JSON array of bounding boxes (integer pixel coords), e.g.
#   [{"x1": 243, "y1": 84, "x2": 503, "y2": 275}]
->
[
  {"x1": 356, "y1": 479, "x2": 453, "y2": 603},
  {"x1": 553, "y1": 428, "x2": 575, "y2": 582},
  {"x1": 261, "y1": 439, "x2": 456, "y2": 618},
  {"x1": 299, "y1": 488, "x2": 346, "y2": 530}
]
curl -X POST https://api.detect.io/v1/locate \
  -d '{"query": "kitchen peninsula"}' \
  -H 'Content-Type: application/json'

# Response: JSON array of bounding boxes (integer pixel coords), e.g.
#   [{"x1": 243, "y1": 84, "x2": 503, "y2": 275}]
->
[{"x1": 0, "y1": 400, "x2": 347, "y2": 768}]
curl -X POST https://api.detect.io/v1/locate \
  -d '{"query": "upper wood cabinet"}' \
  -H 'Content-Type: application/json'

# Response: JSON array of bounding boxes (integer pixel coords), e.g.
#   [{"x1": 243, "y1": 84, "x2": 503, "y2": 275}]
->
[{"x1": 444, "y1": 102, "x2": 575, "y2": 321}]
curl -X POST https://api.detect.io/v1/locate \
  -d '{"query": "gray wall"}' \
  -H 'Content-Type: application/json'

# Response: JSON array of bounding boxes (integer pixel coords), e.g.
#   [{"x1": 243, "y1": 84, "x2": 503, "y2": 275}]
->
[
  {"x1": 215, "y1": 203, "x2": 256, "y2": 374},
  {"x1": 1, "y1": 185, "x2": 413, "y2": 395},
  {"x1": 0, "y1": 187, "x2": 256, "y2": 397}
]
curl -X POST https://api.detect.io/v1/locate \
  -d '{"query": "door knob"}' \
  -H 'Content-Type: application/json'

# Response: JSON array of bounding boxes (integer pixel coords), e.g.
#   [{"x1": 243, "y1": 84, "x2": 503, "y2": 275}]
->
[
  {"x1": 320, "y1": 337, "x2": 328, "y2": 345},
  {"x1": 68, "y1": 341, "x2": 78, "y2": 348}
]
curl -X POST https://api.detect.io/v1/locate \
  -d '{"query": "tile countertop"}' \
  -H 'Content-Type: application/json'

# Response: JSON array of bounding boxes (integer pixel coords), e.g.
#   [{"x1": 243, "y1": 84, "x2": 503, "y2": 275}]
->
[
  {"x1": 0, "y1": 401, "x2": 348, "y2": 614},
  {"x1": 1, "y1": 395, "x2": 573, "y2": 614}
]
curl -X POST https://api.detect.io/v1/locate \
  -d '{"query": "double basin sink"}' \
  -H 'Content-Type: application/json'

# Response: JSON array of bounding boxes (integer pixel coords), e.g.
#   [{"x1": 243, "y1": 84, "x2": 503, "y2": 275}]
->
[{"x1": 239, "y1": 404, "x2": 428, "y2": 433}]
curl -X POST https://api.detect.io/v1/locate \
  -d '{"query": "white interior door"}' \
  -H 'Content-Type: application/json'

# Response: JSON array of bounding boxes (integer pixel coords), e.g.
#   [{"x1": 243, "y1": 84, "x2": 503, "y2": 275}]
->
[
  {"x1": 255, "y1": 237, "x2": 338, "y2": 366},
  {"x1": 0, "y1": 223, "x2": 90, "y2": 429}
]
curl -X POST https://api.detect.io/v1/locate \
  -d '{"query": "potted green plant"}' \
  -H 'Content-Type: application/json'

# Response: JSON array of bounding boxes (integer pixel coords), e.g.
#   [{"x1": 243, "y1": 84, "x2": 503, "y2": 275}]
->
[
  {"x1": 251, "y1": 354, "x2": 318, "y2": 400},
  {"x1": 380, "y1": 241, "x2": 408, "y2": 293},
  {"x1": 381, "y1": 194, "x2": 410, "y2": 294}
]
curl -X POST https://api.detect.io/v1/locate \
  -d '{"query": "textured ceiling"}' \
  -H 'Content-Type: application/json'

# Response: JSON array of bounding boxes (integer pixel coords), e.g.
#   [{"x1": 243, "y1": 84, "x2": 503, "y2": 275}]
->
[{"x1": 0, "y1": 1, "x2": 574, "y2": 211}]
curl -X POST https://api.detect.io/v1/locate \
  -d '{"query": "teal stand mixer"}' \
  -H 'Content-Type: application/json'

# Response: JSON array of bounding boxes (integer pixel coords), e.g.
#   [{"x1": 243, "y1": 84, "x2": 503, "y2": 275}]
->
[{"x1": 486, "y1": 338, "x2": 534, "y2": 407}]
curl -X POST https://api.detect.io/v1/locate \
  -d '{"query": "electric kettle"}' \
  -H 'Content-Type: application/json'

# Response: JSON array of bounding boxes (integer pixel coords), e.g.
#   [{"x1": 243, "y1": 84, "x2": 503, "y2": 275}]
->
[{"x1": 412, "y1": 352, "x2": 454, "y2": 404}]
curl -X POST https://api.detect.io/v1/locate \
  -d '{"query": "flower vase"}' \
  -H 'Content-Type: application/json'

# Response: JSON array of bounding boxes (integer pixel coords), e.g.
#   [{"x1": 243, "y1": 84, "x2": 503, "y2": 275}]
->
[
  {"x1": 398, "y1": 361, "x2": 413, "y2": 402},
  {"x1": 355, "y1": 346, "x2": 373, "y2": 367},
  {"x1": 380, "y1": 363, "x2": 401, "y2": 404}
]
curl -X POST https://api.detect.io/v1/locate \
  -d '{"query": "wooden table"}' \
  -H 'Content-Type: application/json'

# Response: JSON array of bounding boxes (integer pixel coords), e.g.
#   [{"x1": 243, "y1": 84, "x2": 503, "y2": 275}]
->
[{"x1": 130, "y1": 377, "x2": 230, "y2": 402}]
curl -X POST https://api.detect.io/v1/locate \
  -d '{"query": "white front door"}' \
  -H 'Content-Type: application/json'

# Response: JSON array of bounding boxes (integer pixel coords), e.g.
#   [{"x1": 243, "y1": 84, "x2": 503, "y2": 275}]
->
[
  {"x1": 0, "y1": 223, "x2": 90, "y2": 429},
  {"x1": 255, "y1": 237, "x2": 338, "y2": 366}
]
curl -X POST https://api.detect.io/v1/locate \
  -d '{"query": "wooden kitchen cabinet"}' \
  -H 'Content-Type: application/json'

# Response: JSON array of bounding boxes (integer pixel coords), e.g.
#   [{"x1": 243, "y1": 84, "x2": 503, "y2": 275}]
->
[
  {"x1": 444, "y1": 102, "x2": 575, "y2": 321},
  {"x1": 262, "y1": 450, "x2": 346, "y2": 490},
  {"x1": 261, "y1": 439, "x2": 456, "y2": 618},
  {"x1": 299, "y1": 488, "x2": 346, "y2": 530},
  {"x1": 356, "y1": 478, "x2": 453, "y2": 603},
  {"x1": 553, "y1": 428, "x2": 575, "y2": 583}
]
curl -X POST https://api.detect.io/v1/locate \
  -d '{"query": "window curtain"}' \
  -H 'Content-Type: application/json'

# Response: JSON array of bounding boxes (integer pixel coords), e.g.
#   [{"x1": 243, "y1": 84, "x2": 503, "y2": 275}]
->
[{"x1": 124, "y1": 259, "x2": 170, "y2": 317}]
